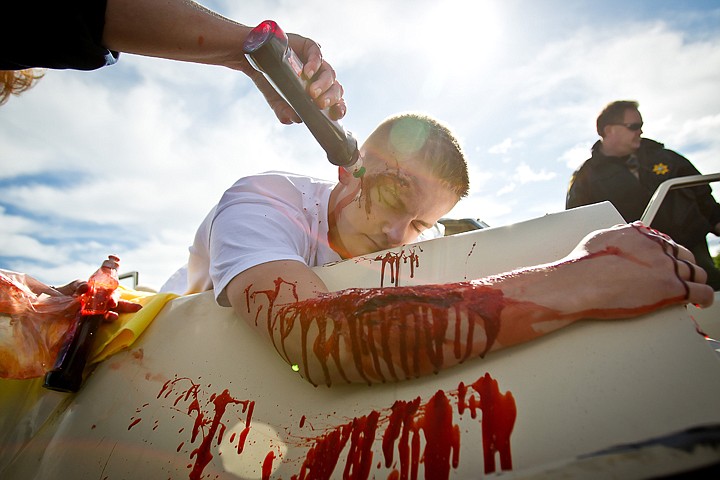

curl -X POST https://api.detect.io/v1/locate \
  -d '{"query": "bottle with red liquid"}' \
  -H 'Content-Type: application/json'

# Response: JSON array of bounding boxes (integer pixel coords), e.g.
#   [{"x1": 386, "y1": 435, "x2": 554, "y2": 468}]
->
[
  {"x1": 243, "y1": 20, "x2": 363, "y2": 175},
  {"x1": 43, "y1": 255, "x2": 120, "y2": 393}
]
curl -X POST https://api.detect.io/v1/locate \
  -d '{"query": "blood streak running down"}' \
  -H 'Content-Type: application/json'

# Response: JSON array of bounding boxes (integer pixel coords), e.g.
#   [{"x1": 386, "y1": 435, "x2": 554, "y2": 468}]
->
[
  {"x1": 374, "y1": 248, "x2": 422, "y2": 287},
  {"x1": 130, "y1": 376, "x2": 254, "y2": 480},
  {"x1": 257, "y1": 281, "x2": 506, "y2": 387},
  {"x1": 295, "y1": 373, "x2": 516, "y2": 479}
]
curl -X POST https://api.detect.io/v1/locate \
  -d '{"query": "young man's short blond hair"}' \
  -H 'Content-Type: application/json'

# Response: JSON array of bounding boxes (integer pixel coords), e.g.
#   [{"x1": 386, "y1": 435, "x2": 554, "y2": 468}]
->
[{"x1": 363, "y1": 112, "x2": 470, "y2": 198}]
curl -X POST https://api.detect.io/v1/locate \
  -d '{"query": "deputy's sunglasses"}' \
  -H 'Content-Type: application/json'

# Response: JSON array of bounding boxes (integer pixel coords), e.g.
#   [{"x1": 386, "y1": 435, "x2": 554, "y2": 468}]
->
[{"x1": 611, "y1": 122, "x2": 643, "y2": 131}]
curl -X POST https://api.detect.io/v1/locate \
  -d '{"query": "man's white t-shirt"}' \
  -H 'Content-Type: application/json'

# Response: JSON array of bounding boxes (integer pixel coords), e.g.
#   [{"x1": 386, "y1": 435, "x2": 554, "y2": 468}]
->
[{"x1": 161, "y1": 172, "x2": 342, "y2": 306}]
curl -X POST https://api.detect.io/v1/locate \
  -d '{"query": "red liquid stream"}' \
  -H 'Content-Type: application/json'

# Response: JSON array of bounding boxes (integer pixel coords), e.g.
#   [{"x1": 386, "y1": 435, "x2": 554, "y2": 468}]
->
[{"x1": 327, "y1": 174, "x2": 363, "y2": 259}]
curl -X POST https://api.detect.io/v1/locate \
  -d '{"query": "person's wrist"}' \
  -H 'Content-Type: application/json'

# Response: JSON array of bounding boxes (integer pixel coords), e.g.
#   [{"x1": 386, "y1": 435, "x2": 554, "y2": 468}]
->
[
  {"x1": 219, "y1": 25, "x2": 254, "y2": 71},
  {"x1": 523, "y1": 259, "x2": 606, "y2": 319}
]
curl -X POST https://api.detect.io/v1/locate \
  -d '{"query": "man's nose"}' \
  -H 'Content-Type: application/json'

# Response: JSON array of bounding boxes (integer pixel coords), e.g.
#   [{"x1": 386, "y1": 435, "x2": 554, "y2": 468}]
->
[{"x1": 382, "y1": 221, "x2": 408, "y2": 246}]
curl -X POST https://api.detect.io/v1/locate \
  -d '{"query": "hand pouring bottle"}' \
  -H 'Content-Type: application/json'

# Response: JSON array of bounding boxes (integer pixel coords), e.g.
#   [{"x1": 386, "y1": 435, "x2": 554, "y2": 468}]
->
[
  {"x1": 43, "y1": 255, "x2": 120, "y2": 393},
  {"x1": 243, "y1": 20, "x2": 364, "y2": 177}
]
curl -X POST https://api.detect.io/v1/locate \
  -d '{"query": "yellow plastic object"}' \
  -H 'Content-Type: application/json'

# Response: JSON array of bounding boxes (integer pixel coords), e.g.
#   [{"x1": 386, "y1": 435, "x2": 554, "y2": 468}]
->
[{"x1": 89, "y1": 287, "x2": 177, "y2": 364}]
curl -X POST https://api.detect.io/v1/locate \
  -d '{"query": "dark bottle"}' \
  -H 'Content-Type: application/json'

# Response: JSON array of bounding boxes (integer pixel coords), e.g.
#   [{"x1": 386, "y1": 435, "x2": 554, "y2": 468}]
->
[
  {"x1": 43, "y1": 255, "x2": 120, "y2": 393},
  {"x1": 243, "y1": 20, "x2": 363, "y2": 175}
]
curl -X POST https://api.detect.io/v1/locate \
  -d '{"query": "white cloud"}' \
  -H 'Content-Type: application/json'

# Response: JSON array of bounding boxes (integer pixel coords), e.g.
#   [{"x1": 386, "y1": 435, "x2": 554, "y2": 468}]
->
[
  {"x1": 0, "y1": 206, "x2": 39, "y2": 234},
  {"x1": 497, "y1": 183, "x2": 516, "y2": 196},
  {"x1": 560, "y1": 144, "x2": 592, "y2": 171},
  {"x1": 515, "y1": 162, "x2": 557, "y2": 184},
  {"x1": 2, "y1": 0, "x2": 720, "y2": 288},
  {"x1": 449, "y1": 193, "x2": 515, "y2": 227},
  {"x1": 0, "y1": 233, "x2": 68, "y2": 263},
  {"x1": 489, "y1": 138, "x2": 514, "y2": 155}
]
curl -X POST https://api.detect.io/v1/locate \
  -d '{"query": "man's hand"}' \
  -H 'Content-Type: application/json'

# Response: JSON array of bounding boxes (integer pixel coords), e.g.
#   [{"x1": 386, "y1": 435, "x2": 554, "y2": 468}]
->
[
  {"x1": 559, "y1": 223, "x2": 714, "y2": 314},
  {"x1": 246, "y1": 33, "x2": 347, "y2": 125},
  {"x1": 29, "y1": 279, "x2": 143, "y2": 322},
  {"x1": 290, "y1": 34, "x2": 346, "y2": 121},
  {"x1": 51, "y1": 280, "x2": 143, "y2": 321}
]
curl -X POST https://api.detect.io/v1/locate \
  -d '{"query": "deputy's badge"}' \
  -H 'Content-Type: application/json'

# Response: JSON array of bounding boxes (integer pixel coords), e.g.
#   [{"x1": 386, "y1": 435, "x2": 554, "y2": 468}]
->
[{"x1": 653, "y1": 163, "x2": 669, "y2": 175}]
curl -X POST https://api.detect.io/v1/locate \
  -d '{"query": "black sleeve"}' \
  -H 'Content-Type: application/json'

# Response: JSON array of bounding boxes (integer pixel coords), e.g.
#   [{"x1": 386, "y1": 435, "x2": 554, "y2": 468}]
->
[
  {"x1": 671, "y1": 150, "x2": 720, "y2": 227},
  {"x1": 566, "y1": 168, "x2": 590, "y2": 209},
  {"x1": 0, "y1": 0, "x2": 119, "y2": 70}
]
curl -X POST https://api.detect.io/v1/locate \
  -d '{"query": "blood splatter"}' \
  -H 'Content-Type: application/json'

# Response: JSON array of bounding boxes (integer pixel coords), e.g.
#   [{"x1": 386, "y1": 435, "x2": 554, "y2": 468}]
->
[
  {"x1": 294, "y1": 421, "x2": 351, "y2": 479},
  {"x1": 464, "y1": 242, "x2": 477, "y2": 280},
  {"x1": 263, "y1": 450, "x2": 277, "y2": 480},
  {"x1": 467, "y1": 242, "x2": 477, "y2": 259},
  {"x1": 130, "y1": 371, "x2": 514, "y2": 479},
  {"x1": 132, "y1": 376, "x2": 255, "y2": 480},
  {"x1": 294, "y1": 373, "x2": 515, "y2": 479},
  {"x1": 458, "y1": 374, "x2": 516, "y2": 473}
]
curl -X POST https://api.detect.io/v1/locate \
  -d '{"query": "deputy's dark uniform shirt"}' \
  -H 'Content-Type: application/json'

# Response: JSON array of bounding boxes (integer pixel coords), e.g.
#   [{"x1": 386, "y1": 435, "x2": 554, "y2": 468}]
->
[{"x1": 566, "y1": 138, "x2": 720, "y2": 249}]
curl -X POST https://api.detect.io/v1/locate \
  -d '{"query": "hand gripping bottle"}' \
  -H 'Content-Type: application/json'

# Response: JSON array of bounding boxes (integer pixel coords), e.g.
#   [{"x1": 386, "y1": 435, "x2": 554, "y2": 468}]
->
[
  {"x1": 43, "y1": 255, "x2": 120, "y2": 393},
  {"x1": 243, "y1": 20, "x2": 364, "y2": 178}
]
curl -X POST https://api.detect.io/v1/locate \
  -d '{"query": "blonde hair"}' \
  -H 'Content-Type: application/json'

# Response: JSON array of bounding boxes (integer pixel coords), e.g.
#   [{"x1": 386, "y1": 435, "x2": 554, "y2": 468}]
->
[
  {"x1": 364, "y1": 112, "x2": 470, "y2": 198},
  {"x1": 1, "y1": 69, "x2": 46, "y2": 105}
]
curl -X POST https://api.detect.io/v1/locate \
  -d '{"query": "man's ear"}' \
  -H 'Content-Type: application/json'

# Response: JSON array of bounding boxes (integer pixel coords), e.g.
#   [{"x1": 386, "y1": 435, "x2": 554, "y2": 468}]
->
[{"x1": 600, "y1": 124, "x2": 610, "y2": 138}]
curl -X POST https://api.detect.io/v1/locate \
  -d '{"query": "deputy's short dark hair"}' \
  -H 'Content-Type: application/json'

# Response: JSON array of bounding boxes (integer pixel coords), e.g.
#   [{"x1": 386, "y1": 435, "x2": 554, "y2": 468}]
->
[{"x1": 596, "y1": 100, "x2": 639, "y2": 137}]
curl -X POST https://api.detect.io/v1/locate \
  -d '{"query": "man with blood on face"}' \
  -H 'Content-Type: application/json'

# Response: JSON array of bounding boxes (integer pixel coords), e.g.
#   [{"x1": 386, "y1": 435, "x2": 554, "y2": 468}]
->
[
  {"x1": 328, "y1": 118, "x2": 466, "y2": 259},
  {"x1": 162, "y1": 112, "x2": 713, "y2": 387},
  {"x1": 567, "y1": 100, "x2": 720, "y2": 290}
]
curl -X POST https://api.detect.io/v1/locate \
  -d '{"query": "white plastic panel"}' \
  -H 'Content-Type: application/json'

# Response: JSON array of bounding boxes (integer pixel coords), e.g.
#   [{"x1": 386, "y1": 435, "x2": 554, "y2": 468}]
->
[{"x1": 2, "y1": 202, "x2": 720, "y2": 479}]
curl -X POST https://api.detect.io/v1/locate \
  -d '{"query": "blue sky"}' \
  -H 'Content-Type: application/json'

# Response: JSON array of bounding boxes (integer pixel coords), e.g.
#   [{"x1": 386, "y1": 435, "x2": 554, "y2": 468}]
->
[{"x1": 1, "y1": 0, "x2": 720, "y2": 290}]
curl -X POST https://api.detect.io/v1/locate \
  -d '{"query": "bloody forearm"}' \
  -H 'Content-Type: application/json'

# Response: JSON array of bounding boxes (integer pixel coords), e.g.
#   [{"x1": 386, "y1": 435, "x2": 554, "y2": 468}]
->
[{"x1": 249, "y1": 281, "x2": 549, "y2": 387}]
